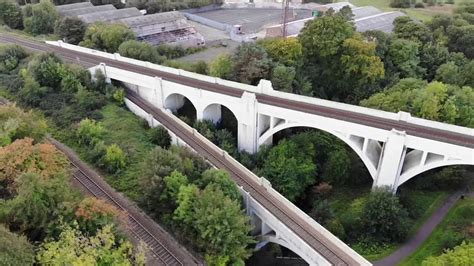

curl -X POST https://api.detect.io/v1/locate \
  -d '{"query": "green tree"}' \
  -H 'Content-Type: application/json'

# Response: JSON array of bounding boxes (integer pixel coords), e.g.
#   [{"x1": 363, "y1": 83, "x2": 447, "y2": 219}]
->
[
  {"x1": 394, "y1": 16, "x2": 432, "y2": 44},
  {"x1": 258, "y1": 139, "x2": 316, "y2": 202},
  {"x1": 55, "y1": 17, "x2": 86, "y2": 45},
  {"x1": 27, "y1": 53, "x2": 64, "y2": 88},
  {"x1": 76, "y1": 118, "x2": 105, "y2": 146},
  {"x1": 435, "y1": 62, "x2": 461, "y2": 85},
  {"x1": 0, "y1": 172, "x2": 76, "y2": 240},
  {"x1": 101, "y1": 144, "x2": 126, "y2": 174},
  {"x1": 321, "y1": 148, "x2": 351, "y2": 185},
  {"x1": 80, "y1": 22, "x2": 136, "y2": 53},
  {"x1": 174, "y1": 185, "x2": 253, "y2": 264},
  {"x1": 0, "y1": 105, "x2": 47, "y2": 146},
  {"x1": 271, "y1": 64, "x2": 296, "y2": 92},
  {"x1": 0, "y1": 0, "x2": 23, "y2": 29},
  {"x1": 420, "y1": 44, "x2": 449, "y2": 81},
  {"x1": 422, "y1": 241, "x2": 474, "y2": 265},
  {"x1": 259, "y1": 37, "x2": 302, "y2": 66},
  {"x1": 0, "y1": 225, "x2": 35, "y2": 265},
  {"x1": 231, "y1": 43, "x2": 273, "y2": 85},
  {"x1": 23, "y1": 0, "x2": 59, "y2": 35},
  {"x1": 362, "y1": 187, "x2": 410, "y2": 242},
  {"x1": 118, "y1": 40, "x2": 164, "y2": 63},
  {"x1": 161, "y1": 170, "x2": 188, "y2": 207},
  {"x1": 447, "y1": 25, "x2": 474, "y2": 59},
  {"x1": 310, "y1": 200, "x2": 334, "y2": 226},
  {"x1": 0, "y1": 44, "x2": 27, "y2": 72},
  {"x1": 388, "y1": 38, "x2": 423, "y2": 78},
  {"x1": 198, "y1": 169, "x2": 241, "y2": 202},
  {"x1": 147, "y1": 125, "x2": 172, "y2": 148},
  {"x1": 37, "y1": 223, "x2": 145, "y2": 265},
  {"x1": 208, "y1": 54, "x2": 233, "y2": 78}
]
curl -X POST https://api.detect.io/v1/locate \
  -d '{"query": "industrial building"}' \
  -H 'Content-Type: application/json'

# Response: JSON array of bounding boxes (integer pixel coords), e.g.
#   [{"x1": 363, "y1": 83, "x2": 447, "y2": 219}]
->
[{"x1": 55, "y1": 2, "x2": 205, "y2": 47}]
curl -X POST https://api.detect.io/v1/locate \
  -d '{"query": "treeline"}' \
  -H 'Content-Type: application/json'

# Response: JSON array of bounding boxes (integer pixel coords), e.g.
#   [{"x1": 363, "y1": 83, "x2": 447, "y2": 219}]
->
[
  {"x1": 0, "y1": 104, "x2": 144, "y2": 264},
  {"x1": 0, "y1": 44, "x2": 255, "y2": 264}
]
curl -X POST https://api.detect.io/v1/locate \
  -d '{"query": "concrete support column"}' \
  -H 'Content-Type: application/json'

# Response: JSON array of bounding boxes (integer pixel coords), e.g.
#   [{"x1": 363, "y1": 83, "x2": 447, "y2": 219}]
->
[
  {"x1": 373, "y1": 129, "x2": 407, "y2": 192},
  {"x1": 238, "y1": 92, "x2": 258, "y2": 153},
  {"x1": 153, "y1": 76, "x2": 164, "y2": 109}
]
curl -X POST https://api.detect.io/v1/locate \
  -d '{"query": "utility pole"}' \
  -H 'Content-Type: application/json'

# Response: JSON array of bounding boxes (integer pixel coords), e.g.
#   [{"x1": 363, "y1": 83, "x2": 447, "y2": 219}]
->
[{"x1": 281, "y1": 0, "x2": 290, "y2": 38}]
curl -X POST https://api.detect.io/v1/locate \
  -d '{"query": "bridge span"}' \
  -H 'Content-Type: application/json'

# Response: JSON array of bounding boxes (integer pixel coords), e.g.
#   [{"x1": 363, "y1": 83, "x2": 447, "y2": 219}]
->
[
  {"x1": 39, "y1": 39, "x2": 473, "y2": 193},
  {"x1": 1, "y1": 35, "x2": 472, "y2": 265}
]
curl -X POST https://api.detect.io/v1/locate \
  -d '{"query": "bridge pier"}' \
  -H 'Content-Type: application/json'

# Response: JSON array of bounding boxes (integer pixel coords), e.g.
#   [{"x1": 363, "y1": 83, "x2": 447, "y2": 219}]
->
[
  {"x1": 237, "y1": 92, "x2": 258, "y2": 153},
  {"x1": 373, "y1": 129, "x2": 407, "y2": 192}
]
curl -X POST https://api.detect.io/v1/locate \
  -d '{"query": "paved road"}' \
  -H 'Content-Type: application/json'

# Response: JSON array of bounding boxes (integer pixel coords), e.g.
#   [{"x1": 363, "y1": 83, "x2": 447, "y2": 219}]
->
[
  {"x1": 0, "y1": 34, "x2": 472, "y2": 150},
  {"x1": 374, "y1": 191, "x2": 468, "y2": 266}
]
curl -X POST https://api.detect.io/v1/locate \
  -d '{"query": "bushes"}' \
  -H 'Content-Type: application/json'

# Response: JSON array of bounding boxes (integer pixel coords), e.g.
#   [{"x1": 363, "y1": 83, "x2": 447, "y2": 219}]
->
[
  {"x1": 55, "y1": 17, "x2": 86, "y2": 45},
  {"x1": 0, "y1": 45, "x2": 28, "y2": 73},
  {"x1": 362, "y1": 187, "x2": 410, "y2": 243},
  {"x1": 102, "y1": 144, "x2": 126, "y2": 174},
  {"x1": 0, "y1": 0, "x2": 23, "y2": 29},
  {"x1": 118, "y1": 40, "x2": 165, "y2": 64},
  {"x1": 80, "y1": 22, "x2": 135, "y2": 53},
  {"x1": 147, "y1": 125, "x2": 171, "y2": 149},
  {"x1": 23, "y1": 0, "x2": 59, "y2": 35},
  {"x1": 76, "y1": 118, "x2": 105, "y2": 146}
]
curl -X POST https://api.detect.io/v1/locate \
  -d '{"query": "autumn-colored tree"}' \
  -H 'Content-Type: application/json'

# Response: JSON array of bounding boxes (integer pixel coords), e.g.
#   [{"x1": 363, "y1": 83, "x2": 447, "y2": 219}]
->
[
  {"x1": 0, "y1": 138, "x2": 68, "y2": 196},
  {"x1": 74, "y1": 197, "x2": 125, "y2": 235}
]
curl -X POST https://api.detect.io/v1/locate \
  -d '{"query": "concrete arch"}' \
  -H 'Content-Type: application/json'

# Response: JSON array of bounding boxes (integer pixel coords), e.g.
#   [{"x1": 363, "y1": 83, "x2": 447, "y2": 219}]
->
[
  {"x1": 201, "y1": 102, "x2": 240, "y2": 124},
  {"x1": 398, "y1": 160, "x2": 472, "y2": 187},
  {"x1": 262, "y1": 235, "x2": 327, "y2": 265},
  {"x1": 164, "y1": 93, "x2": 197, "y2": 114},
  {"x1": 258, "y1": 122, "x2": 378, "y2": 179}
]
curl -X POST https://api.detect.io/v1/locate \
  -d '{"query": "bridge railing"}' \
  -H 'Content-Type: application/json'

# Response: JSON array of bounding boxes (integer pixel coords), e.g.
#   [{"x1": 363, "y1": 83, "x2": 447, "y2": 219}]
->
[
  {"x1": 46, "y1": 41, "x2": 473, "y2": 137},
  {"x1": 125, "y1": 92, "x2": 370, "y2": 265}
]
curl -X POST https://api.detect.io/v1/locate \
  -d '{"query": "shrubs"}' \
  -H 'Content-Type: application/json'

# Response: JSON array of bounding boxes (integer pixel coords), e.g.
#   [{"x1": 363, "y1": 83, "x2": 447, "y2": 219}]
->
[
  {"x1": 118, "y1": 40, "x2": 165, "y2": 64},
  {"x1": 0, "y1": 0, "x2": 23, "y2": 29},
  {"x1": 147, "y1": 125, "x2": 172, "y2": 148},
  {"x1": 76, "y1": 118, "x2": 105, "y2": 146},
  {"x1": 102, "y1": 144, "x2": 126, "y2": 174},
  {"x1": 0, "y1": 45, "x2": 28, "y2": 73},
  {"x1": 55, "y1": 17, "x2": 86, "y2": 45}
]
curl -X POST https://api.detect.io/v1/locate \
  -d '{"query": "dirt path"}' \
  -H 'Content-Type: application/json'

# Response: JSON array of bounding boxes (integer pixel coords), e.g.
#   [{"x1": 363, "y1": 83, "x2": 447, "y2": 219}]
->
[{"x1": 373, "y1": 191, "x2": 465, "y2": 266}]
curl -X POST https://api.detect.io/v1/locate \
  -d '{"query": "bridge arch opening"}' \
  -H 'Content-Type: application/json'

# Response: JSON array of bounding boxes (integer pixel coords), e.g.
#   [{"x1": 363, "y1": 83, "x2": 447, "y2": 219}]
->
[
  {"x1": 202, "y1": 103, "x2": 238, "y2": 136},
  {"x1": 164, "y1": 93, "x2": 197, "y2": 124},
  {"x1": 397, "y1": 165, "x2": 473, "y2": 192},
  {"x1": 258, "y1": 124, "x2": 376, "y2": 185}
]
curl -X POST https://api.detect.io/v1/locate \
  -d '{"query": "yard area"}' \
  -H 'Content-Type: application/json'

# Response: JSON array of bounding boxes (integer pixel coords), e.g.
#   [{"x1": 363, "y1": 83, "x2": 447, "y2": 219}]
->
[{"x1": 339, "y1": 0, "x2": 460, "y2": 21}]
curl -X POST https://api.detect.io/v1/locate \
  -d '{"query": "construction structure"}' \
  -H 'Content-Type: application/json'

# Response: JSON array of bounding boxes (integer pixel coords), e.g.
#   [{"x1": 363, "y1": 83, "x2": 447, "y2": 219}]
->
[{"x1": 55, "y1": 3, "x2": 205, "y2": 47}]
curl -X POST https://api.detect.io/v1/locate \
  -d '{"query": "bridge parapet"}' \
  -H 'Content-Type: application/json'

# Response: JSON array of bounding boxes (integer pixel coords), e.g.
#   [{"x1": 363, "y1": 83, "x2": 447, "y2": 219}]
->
[{"x1": 47, "y1": 40, "x2": 472, "y2": 137}]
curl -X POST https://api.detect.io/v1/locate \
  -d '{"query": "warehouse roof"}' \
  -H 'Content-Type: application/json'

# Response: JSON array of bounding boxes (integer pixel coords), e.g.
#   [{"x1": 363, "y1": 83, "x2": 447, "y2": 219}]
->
[
  {"x1": 352, "y1": 6, "x2": 383, "y2": 19},
  {"x1": 355, "y1": 11, "x2": 406, "y2": 33},
  {"x1": 78, "y1": 7, "x2": 142, "y2": 24},
  {"x1": 61, "y1": 5, "x2": 116, "y2": 17},
  {"x1": 56, "y1": 2, "x2": 92, "y2": 12},
  {"x1": 119, "y1": 11, "x2": 185, "y2": 28}
]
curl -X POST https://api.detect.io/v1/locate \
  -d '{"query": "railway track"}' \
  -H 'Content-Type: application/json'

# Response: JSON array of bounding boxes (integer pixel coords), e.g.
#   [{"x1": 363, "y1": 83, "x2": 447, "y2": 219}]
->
[
  {"x1": 1, "y1": 34, "x2": 472, "y2": 148},
  {"x1": 0, "y1": 96, "x2": 198, "y2": 265},
  {"x1": 125, "y1": 90, "x2": 359, "y2": 265},
  {"x1": 49, "y1": 139, "x2": 200, "y2": 266}
]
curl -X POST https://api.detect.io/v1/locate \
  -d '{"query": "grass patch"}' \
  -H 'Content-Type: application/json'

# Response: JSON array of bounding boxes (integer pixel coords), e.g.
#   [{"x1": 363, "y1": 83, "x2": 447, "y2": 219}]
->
[
  {"x1": 53, "y1": 104, "x2": 155, "y2": 201},
  {"x1": 399, "y1": 197, "x2": 474, "y2": 265},
  {"x1": 337, "y1": 0, "x2": 459, "y2": 21},
  {"x1": 406, "y1": 190, "x2": 450, "y2": 237}
]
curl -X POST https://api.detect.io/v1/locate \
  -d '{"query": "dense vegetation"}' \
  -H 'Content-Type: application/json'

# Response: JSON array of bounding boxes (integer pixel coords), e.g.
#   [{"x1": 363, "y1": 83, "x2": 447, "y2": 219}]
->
[{"x1": 0, "y1": 44, "x2": 255, "y2": 264}]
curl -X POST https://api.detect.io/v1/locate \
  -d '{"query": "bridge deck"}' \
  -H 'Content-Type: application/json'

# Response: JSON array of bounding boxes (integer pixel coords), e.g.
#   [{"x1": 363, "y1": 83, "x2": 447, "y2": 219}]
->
[{"x1": 1, "y1": 35, "x2": 472, "y2": 149}]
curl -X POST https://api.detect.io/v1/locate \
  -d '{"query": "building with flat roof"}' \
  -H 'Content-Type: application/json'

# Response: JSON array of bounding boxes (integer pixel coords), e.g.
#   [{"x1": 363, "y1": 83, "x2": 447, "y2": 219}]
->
[
  {"x1": 119, "y1": 11, "x2": 205, "y2": 47},
  {"x1": 56, "y1": 3, "x2": 205, "y2": 48},
  {"x1": 78, "y1": 7, "x2": 142, "y2": 24}
]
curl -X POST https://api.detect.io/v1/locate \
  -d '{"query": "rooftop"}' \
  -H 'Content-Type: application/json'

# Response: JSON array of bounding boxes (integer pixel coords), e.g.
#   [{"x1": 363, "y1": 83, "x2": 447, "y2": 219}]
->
[
  {"x1": 78, "y1": 7, "x2": 142, "y2": 24},
  {"x1": 56, "y1": 2, "x2": 92, "y2": 12},
  {"x1": 352, "y1": 6, "x2": 383, "y2": 19},
  {"x1": 119, "y1": 11, "x2": 185, "y2": 28},
  {"x1": 355, "y1": 11, "x2": 406, "y2": 33},
  {"x1": 60, "y1": 5, "x2": 116, "y2": 17}
]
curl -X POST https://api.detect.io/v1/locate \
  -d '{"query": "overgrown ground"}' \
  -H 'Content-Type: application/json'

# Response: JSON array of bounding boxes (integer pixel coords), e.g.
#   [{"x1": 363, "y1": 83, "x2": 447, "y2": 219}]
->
[
  {"x1": 329, "y1": 186, "x2": 451, "y2": 261},
  {"x1": 341, "y1": 0, "x2": 459, "y2": 21},
  {"x1": 53, "y1": 104, "x2": 153, "y2": 201},
  {"x1": 399, "y1": 196, "x2": 474, "y2": 265}
]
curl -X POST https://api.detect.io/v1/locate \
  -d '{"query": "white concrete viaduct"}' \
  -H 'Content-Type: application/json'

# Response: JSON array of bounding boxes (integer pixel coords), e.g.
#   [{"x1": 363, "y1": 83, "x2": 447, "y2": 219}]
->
[
  {"x1": 76, "y1": 54, "x2": 474, "y2": 192},
  {"x1": 41, "y1": 40, "x2": 473, "y2": 265},
  {"x1": 46, "y1": 41, "x2": 473, "y2": 193}
]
